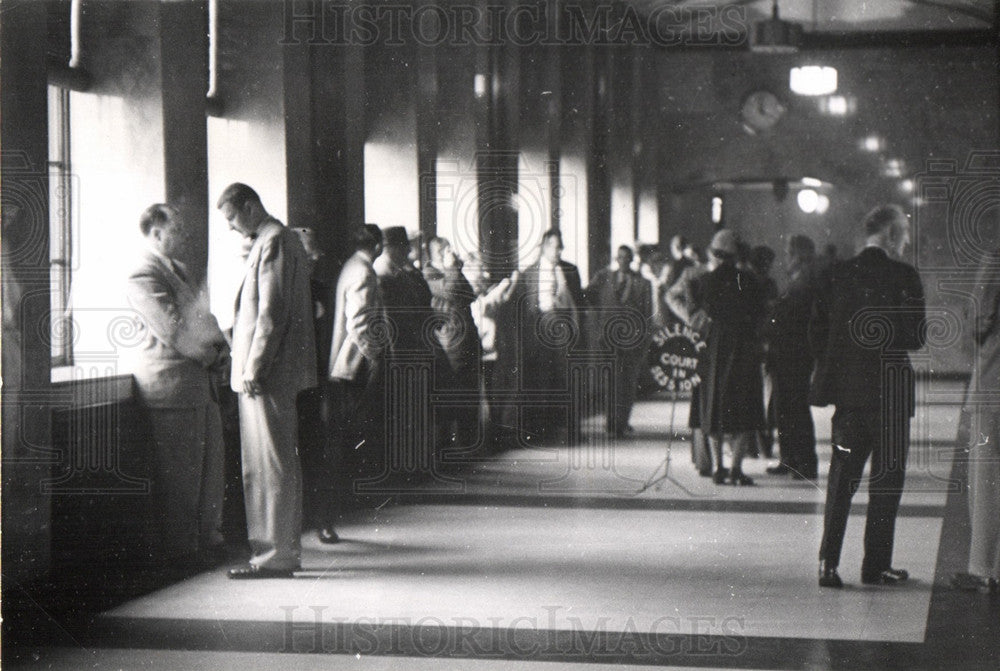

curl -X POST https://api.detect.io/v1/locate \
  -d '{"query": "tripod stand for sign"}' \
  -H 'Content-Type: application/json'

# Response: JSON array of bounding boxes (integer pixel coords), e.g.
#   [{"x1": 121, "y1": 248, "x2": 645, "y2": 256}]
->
[
  {"x1": 636, "y1": 386, "x2": 699, "y2": 496},
  {"x1": 636, "y1": 321, "x2": 704, "y2": 496}
]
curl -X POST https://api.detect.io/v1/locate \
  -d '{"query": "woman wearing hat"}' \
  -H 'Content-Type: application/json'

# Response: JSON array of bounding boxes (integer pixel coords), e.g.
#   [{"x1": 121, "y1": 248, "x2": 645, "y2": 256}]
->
[{"x1": 691, "y1": 229, "x2": 767, "y2": 485}]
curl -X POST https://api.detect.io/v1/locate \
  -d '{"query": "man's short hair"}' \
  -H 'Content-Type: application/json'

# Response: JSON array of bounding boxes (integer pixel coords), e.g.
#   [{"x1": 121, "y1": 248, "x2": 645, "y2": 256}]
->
[
  {"x1": 216, "y1": 183, "x2": 261, "y2": 210},
  {"x1": 541, "y1": 229, "x2": 563, "y2": 246},
  {"x1": 353, "y1": 223, "x2": 383, "y2": 251},
  {"x1": 139, "y1": 203, "x2": 173, "y2": 236},
  {"x1": 788, "y1": 234, "x2": 816, "y2": 260},
  {"x1": 863, "y1": 204, "x2": 908, "y2": 238}
]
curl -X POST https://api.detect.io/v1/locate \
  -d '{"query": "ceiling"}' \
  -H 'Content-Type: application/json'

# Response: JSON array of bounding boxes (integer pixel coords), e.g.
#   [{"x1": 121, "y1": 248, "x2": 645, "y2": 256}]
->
[{"x1": 628, "y1": 0, "x2": 995, "y2": 35}]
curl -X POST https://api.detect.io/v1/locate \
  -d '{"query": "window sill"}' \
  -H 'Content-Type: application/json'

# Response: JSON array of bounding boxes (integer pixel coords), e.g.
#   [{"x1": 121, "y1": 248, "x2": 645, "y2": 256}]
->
[{"x1": 51, "y1": 367, "x2": 135, "y2": 406}]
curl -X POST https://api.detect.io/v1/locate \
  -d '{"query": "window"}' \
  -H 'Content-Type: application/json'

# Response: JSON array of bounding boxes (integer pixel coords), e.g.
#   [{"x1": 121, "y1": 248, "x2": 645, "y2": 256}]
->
[{"x1": 48, "y1": 85, "x2": 74, "y2": 367}]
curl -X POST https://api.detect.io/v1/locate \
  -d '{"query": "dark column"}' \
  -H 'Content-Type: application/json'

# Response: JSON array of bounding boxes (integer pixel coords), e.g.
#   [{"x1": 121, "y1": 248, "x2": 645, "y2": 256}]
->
[
  {"x1": 161, "y1": 0, "x2": 209, "y2": 281},
  {"x1": 588, "y1": 44, "x2": 612, "y2": 273},
  {"x1": 416, "y1": 44, "x2": 438, "y2": 247},
  {"x1": 477, "y1": 0, "x2": 520, "y2": 278},
  {"x1": 286, "y1": 41, "x2": 366, "y2": 262},
  {"x1": 1, "y1": 0, "x2": 54, "y2": 584}
]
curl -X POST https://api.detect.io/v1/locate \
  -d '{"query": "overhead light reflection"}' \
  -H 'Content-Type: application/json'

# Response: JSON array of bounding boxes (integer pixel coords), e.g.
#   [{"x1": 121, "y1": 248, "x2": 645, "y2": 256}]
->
[
  {"x1": 815, "y1": 194, "x2": 830, "y2": 214},
  {"x1": 860, "y1": 135, "x2": 885, "y2": 152}
]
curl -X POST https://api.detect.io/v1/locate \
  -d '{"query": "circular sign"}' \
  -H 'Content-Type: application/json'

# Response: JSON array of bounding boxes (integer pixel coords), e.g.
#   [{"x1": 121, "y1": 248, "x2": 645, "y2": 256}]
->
[{"x1": 647, "y1": 318, "x2": 705, "y2": 392}]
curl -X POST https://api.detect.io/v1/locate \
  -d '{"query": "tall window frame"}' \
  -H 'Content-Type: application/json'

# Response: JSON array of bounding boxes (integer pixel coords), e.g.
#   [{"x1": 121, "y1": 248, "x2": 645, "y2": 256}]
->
[{"x1": 48, "y1": 84, "x2": 74, "y2": 367}]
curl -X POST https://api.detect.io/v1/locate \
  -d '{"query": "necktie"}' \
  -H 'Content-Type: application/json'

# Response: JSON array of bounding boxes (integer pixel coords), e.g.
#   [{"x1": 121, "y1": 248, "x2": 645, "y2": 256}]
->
[{"x1": 171, "y1": 260, "x2": 188, "y2": 284}]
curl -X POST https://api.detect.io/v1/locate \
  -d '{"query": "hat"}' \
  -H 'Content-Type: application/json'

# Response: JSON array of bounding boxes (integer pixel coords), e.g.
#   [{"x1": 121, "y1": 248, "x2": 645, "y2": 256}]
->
[
  {"x1": 382, "y1": 226, "x2": 409, "y2": 247},
  {"x1": 709, "y1": 229, "x2": 738, "y2": 257}
]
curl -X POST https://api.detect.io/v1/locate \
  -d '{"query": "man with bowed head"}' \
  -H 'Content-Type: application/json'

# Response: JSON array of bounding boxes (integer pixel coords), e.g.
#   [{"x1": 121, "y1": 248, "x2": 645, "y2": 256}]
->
[
  {"x1": 811, "y1": 204, "x2": 925, "y2": 588},
  {"x1": 218, "y1": 183, "x2": 317, "y2": 579}
]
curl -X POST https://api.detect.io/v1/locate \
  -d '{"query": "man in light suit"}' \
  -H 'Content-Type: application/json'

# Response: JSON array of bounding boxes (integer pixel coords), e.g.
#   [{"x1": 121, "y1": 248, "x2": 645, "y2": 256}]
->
[
  {"x1": 218, "y1": 183, "x2": 317, "y2": 579},
  {"x1": 127, "y1": 204, "x2": 230, "y2": 564},
  {"x1": 810, "y1": 204, "x2": 925, "y2": 588},
  {"x1": 588, "y1": 245, "x2": 652, "y2": 438},
  {"x1": 329, "y1": 225, "x2": 387, "y2": 484}
]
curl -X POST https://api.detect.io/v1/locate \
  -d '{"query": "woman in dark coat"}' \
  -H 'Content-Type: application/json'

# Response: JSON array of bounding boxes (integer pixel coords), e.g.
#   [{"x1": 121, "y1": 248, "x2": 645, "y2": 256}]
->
[{"x1": 692, "y1": 230, "x2": 766, "y2": 485}]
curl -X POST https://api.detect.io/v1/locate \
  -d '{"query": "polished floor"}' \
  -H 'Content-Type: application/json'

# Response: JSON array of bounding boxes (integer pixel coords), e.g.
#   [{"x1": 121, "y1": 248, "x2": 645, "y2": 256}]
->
[{"x1": 6, "y1": 382, "x2": 1000, "y2": 670}]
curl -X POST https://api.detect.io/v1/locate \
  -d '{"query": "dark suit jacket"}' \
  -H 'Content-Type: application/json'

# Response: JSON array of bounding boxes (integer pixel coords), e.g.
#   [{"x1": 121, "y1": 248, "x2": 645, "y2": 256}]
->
[
  {"x1": 587, "y1": 265, "x2": 652, "y2": 353},
  {"x1": 514, "y1": 259, "x2": 585, "y2": 313},
  {"x1": 764, "y1": 265, "x2": 817, "y2": 380},
  {"x1": 494, "y1": 258, "x2": 584, "y2": 396},
  {"x1": 809, "y1": 247, "x2": 925, "y2": 413}
]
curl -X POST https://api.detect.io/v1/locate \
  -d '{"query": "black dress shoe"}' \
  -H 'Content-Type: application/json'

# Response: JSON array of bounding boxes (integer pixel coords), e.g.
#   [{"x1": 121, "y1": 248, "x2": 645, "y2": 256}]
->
[
  {"x1": 730, "y1": 471, "x2": 755, "y2": 486},
  {"x1": 712, "y1": 469, "x2": 729, "y2": 484},
  {"x1": 862, "y1": 567, "x2": 909, "y2": 585},
  {"x1": 227, "y1": 564, "x2": 296, "y2": 579},
  {"x1": 819, "y1": 561, "x2": 843, "y2": 588},
  {"x1": 318, "y1": 527, "x2": 340, "y2": 544},
  {"x1": 766, "y1": 463, "x2": 792, "y2": 475}
]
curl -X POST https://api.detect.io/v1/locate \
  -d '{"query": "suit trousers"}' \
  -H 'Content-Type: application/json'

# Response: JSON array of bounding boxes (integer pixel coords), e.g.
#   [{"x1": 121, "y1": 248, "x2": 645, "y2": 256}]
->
[
  {"x1": 238, "y1": 391, "x2": 303, "y2": 570},
  {"x1": 771, "y1": 371, "x2": 817, "y2": 475},
  {"x1": 968, "y1": 410, "x2": 1000, "y2": 579},
  {"x1": 819, "y1": 408, "x2": 909, "y2": 576},
  {"x1": 147, "y1": 403, "x2": 225, "y2": 559},
  {"x1": 608, "y1": 349, "x2": 643, "y2": 435}
]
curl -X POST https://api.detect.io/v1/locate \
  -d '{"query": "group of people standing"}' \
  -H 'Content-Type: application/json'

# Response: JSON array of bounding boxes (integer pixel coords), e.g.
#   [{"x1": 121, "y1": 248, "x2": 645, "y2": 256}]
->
[
  {"x1": 660, "y1": 205, "x2": 932, "y2": 588},
  {"x1": 127, "y1": 187, "x2": 1000, "y2": 593}
]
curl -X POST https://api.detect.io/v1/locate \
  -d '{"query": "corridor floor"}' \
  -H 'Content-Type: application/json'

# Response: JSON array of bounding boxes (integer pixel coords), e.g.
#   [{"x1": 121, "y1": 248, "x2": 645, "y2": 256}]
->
[{"x1": 7, "y1": 385, "x2": 999, "y2": 670}]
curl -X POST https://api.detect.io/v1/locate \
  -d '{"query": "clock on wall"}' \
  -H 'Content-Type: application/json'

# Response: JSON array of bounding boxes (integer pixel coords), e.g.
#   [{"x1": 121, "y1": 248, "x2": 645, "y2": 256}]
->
[{"x1": 740, "y1": 90, "x2": 786, "y2": 134}]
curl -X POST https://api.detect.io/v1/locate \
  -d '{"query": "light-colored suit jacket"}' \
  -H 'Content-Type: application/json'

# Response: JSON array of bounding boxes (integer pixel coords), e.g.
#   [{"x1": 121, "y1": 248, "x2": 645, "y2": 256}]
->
[
  {"x1": 127, "y1": 250, "x2": 227, "y2": 408},
  {"x1": 329, "y1": 249, "x2": 386, "y2": 382},
  {"x1": 231, "y1": 219, "x2": 318, "y2": 396}
]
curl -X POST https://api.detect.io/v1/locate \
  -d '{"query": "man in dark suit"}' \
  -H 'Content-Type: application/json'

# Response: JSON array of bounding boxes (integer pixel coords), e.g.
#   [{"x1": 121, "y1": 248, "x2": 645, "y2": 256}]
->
[
  {"x1": 218, "y1": 184, "x2": 318, "y2": 578},
  {"x1": 375, "y1": 226, "x2": 436, "y2": 473},
  {"x1": 588, "y1": 245, "x2": 652, "y2": 437},
  {"x1": 127, "y1": 204, "x2": 230, "y2": 565},
  {"x1": 810, "y1": 204, "x2": 925, "y2": 588},
  {"x1": 764, "y1": 235, "x2": 819, "y2": 480},
  {"x1": 497, "y1": 229, "x2": 584, "y2": 444}
]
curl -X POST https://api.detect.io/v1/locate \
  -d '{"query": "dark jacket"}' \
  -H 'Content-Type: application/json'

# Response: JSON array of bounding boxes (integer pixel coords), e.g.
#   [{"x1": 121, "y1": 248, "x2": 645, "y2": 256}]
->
[
  {"x1": 587, "y1": 265, "x2": 653, "y2": 352},
  {"x1": 765, "y1": 264, "x2": 817, "y2": 380},
  {"x1": 808, "y1": 247, "x2": 925, "y2": 413}
]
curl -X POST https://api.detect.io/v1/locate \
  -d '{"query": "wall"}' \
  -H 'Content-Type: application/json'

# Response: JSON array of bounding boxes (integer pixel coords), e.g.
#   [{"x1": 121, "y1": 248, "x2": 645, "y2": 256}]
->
[{"x1": 1, "y1": 0, "x2": 54, "y2": 587}]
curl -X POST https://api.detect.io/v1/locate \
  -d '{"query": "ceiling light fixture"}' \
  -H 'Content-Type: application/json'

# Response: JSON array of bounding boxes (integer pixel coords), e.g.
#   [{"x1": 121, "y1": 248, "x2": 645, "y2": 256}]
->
[
  {"x1": 751, "y1": 0, "x2": 802, "y2": 54},
  {"x1": 797, "y1": 189, "x2": 819, "y2": 213},
  {"x1": 790, "y1": 66, "x2": 838, "y2": 96},
  {"x1": 860, "y1": 136, "x2": 885, "y2": 152}
]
